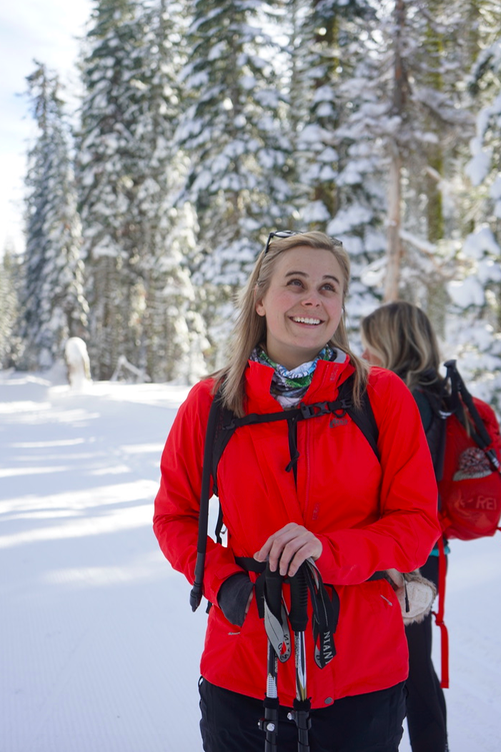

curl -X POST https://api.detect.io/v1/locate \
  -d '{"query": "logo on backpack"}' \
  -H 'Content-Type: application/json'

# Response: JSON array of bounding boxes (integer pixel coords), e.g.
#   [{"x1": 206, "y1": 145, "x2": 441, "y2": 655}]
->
[{"x1": 453, "y1": 447, "x2": 492, "y2": 481}]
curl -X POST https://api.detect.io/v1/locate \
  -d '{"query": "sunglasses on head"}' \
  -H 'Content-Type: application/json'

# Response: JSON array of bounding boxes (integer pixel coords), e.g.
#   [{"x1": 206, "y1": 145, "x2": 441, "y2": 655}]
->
[{"x1": 264, "y1": 230, "x2": 299, "y2": 254}]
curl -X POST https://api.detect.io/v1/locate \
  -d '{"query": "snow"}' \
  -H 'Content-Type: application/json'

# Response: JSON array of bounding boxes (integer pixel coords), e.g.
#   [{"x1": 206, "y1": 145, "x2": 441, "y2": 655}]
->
[
  {"x1": 1, "y1": 370, "x2": 500, "y2": 752},
  {"x1": 462, "y1": 226, "x2": 501, "y2": 263},
  {"x1": 465, "y1": 139, "x2": 491, "y2": 186},
  {"x1": 448, "y1": 276, "x2": 485, "y2": 308}
]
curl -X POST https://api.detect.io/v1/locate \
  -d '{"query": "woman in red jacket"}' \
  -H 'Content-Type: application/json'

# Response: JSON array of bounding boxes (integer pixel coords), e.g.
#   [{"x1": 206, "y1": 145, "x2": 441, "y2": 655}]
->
[{"x1": 153, "y1": 231, "x2": 440, "y2": 752}]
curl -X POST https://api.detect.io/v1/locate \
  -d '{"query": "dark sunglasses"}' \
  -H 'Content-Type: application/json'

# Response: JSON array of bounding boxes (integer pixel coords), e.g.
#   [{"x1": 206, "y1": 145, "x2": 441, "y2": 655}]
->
[{"x1": 264, "y1": 230, "x2": 299, "y2": 254}]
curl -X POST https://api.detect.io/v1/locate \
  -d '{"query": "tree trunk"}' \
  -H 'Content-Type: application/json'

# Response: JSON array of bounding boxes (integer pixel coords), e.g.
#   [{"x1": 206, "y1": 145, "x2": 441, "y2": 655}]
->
[
  {"x1": 384, "y1": 149, "x2": 402, "y2": 302},
  {"x1": 384, "y1": 0, "x2": 407, "y2": 302}
]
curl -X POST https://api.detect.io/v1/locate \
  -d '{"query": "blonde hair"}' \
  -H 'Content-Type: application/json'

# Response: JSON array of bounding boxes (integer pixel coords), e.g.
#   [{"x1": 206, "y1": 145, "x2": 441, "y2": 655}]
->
[
  {"x1": 214, "y1": 231, "x2": 368, "y2": 416},
  {"x1": 360, "y1": 301, "x2": 442, "y2": 391}
]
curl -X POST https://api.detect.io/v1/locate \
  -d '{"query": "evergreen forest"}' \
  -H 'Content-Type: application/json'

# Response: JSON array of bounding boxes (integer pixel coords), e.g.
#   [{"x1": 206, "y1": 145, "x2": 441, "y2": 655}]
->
[{"x1": 2, "y1": 0, "x2": 501, "y2": 405}]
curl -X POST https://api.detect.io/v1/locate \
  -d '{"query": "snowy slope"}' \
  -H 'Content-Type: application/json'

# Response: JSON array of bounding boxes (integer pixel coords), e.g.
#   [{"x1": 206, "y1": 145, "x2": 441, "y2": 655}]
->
[{"x1": 1, "y1": 370, "x2": 500, "y2": 752}]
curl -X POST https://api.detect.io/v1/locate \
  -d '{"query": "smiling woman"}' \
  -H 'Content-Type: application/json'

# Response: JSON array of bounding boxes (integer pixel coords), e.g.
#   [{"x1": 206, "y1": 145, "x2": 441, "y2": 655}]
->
[{"x1": 153, "y1": 230, "x2": 441, "y2": 752}]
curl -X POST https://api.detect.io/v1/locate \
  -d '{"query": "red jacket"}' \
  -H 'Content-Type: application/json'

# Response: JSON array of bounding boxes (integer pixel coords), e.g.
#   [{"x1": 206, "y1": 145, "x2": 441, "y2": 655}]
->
[{"x1": 153, "y1": 358, "x2": 440, "y2": 708}]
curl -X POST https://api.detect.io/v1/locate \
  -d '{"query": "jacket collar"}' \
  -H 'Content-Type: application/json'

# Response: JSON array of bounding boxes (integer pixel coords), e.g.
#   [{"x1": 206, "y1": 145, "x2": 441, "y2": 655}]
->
[{"x1": 244, "y1": 355, "x2": 356, "y2": 414}]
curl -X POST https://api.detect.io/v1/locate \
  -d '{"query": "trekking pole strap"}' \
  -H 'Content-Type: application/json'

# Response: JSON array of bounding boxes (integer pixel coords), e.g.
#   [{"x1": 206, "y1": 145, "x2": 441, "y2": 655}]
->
[
  {"x1": 235, "y1": 557, "x2": 339, "y2": 666},
  {"x1": 444, "y1": 360, "x2": 500, "y2": 472},
  {"x1": 289, "y1": 567, "x2": 309, "y2": 633}
]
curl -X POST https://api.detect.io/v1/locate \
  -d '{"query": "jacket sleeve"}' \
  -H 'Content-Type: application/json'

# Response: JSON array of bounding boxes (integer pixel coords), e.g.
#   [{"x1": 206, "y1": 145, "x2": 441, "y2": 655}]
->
[
  {"x1": 153, "y1": 380, "x2": 244, "y2": 605},
  {"x1": 315, "y1": 369, "x2": 441, "y2": 585}
]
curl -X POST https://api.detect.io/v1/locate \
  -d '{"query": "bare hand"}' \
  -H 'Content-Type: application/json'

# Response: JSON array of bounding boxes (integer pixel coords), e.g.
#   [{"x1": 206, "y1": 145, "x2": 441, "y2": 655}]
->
[{"x1": 253, "y1": 522, "x2": 322, "y2": 577}]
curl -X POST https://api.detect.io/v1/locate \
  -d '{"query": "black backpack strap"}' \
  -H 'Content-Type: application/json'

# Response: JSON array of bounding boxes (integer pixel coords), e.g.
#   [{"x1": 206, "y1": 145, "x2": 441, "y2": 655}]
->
[
  {"x1": 340, "y1": 378, "x2": 379, "y2": 460},
  {"x1": 413, "y1": 388, "x2": 435, "y2": 433},
  {"x1": 213, "y1": 375, "x2": 379, "y2": 476},
  {"x1": 413, "y1": 387, "x2": 447, "y2": 483},
  {"x1": 212, "y1": 404, "x2": 239, "y2": 495},
  {"x1": 190, "y1": 390, "x2": 224, "y2": 612},
  {"x1": 212, "y1": 401, "x2": 241, "y2": 544}
]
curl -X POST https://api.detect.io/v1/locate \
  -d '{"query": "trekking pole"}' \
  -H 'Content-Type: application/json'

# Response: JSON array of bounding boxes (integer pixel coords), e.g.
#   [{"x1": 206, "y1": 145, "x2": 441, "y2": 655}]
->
[
  {"x1": 287, "y1": 565, "x2": 311, "y2": 752},
  {"x1": 260, "y1": 563, "x2": 293, "y2": 751},
  {"x1": 261, "y1": 565, "x2": 283, "y2": 752},
  {"x1": 445, "y1": 360, "x2": 501, "y2": 472},
  {"x1": 263, "y1": 641, "x2": 279, "y2": 752}
]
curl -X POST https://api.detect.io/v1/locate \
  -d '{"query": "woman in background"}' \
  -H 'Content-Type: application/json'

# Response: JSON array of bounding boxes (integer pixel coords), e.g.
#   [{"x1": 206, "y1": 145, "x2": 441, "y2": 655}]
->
[{"x1": 361, "y1": 301, "x2": 448, "y2": 752}]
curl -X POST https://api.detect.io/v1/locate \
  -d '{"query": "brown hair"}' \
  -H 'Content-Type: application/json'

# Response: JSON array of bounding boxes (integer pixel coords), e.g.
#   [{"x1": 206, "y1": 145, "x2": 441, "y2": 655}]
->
[
  {"x1": 214, "y1": 231, "x2": 368, "y2": 416},
  {"x1": 360, "y1": 301, "x2": 442, "y2": 391}
]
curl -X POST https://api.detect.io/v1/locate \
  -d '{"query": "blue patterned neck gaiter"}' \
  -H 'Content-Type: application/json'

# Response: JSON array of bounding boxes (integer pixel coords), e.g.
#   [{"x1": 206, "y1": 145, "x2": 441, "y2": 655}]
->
[{"x1": 251, "y1": 344, "x2": 346, "y2": 407}]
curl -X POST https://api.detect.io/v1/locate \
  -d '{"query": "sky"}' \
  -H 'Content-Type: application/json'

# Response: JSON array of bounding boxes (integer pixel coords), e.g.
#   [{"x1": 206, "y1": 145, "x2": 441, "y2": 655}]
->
[
  {"x1": 0, "y1": 0, "x2": 93, "y2": 256},
  {"x1": 1, "y1": 366, "x2": 500, "y2": 751}
]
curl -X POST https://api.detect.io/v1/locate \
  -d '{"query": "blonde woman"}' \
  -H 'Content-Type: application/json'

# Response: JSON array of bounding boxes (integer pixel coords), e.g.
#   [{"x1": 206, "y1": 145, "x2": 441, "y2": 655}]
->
[
  {"x1": 154, "y1": 233, "x2": 440, "y2": 752},
  {"x1": 361, "y1": 301, "x2": 448, "y2": 752}
]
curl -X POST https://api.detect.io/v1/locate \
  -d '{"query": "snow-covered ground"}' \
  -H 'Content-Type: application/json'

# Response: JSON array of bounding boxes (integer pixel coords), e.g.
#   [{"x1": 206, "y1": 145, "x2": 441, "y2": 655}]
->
[{"x1": 1, "y1": 369, "x2": 500, "y2": 752}]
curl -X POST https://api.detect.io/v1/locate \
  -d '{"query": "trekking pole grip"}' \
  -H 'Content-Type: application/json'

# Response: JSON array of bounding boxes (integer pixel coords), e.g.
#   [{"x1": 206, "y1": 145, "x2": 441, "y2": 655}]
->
[
  {"x1": 265, "y1": 563, "x2": 284, "y2": 617},
  {"x1": 288, "y1": 565, "x2": 308, "y2": 633}
]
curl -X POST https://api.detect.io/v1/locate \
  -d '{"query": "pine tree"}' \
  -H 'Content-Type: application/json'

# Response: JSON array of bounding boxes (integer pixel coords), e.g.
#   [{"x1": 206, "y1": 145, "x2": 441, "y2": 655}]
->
[
  {"x1": 289, "y1": 0, "x2": 377, "y2": 224},
  {"x1": 123, "y1": 0, "x2": 207, "y2": 382},
  {"x1": 287, "y1": 0, "x2": 385, "y2": 336},
  {"x1": 447, "y1": 6, "x2": 501, "y2": 405},
  {"x1": 0, "y1": 244, "x2": 22, "y2": 368},
  {"x1": 78, "y1": 0, "x2": 204, "y2": 381},
  {"x1": 78, "y1": 0, "x2": 145, "y2": 379},
  {"x1": 18, "y1": 62, "x2": 88, "y2": 371},
  {"x1": 322, "y1": 2, "x2": 472, "y2": 334},
  {"x1": 177, "y1": 0, "x2": 294, "y2": 365}
]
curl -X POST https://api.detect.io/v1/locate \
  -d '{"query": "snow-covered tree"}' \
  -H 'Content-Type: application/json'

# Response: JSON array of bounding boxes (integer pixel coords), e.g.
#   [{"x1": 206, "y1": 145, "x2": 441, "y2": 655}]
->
[
  {"x1": 0, "y1": 244, "x2": 22, "y2": 369},
  {"x1": 18, "y1": 62, "x2": 88, "y2": 371},
  {"x1": 288, "y1": 0, "x2": 377, "y2": 222},
  {"x1": 78, "y1": 0, "x2": 146, "y2": 379},
  {"x1": 286, "y1": 0, "x2": 386, "y2": 334},
  {"x1": 177, "y1": 0, "x2": 295, "y2": 364},
  {"x1": 381, "y1": 2, "x2": 471, "y2": 303},
  {"x1": 447, "y1": 22, "x2": 501, "y2": 406},
  {"x1": 317, "y1": 0, "x2": 474, "y2": 352},
  {"x1": 78, "y1": 0, "x2": 203, "y2": 381},
  {"x1": 123, "y1": 0, "x2": 207, "y2": 382}
]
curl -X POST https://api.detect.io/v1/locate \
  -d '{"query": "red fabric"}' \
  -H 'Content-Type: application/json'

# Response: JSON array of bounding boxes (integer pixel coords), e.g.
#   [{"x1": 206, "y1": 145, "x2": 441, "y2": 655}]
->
[
  {"x1": 153, "y1": 359, "x2": 441, "y2": 708},
  {"x1": 439, "y1": 397, "x2": 501, "y2": 540},
  {"x1": 433, "y1": 537, "x2": 449, "y2": 688}
]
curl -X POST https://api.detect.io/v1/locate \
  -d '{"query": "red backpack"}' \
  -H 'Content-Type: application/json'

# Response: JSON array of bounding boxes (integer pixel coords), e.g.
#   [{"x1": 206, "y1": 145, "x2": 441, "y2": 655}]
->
[
  {"x1": 429, "y1": 360, "x2": 501, "y2": 687},
  {"x1": 437, "y1": 360, "x2": 501, "y2": 541}
]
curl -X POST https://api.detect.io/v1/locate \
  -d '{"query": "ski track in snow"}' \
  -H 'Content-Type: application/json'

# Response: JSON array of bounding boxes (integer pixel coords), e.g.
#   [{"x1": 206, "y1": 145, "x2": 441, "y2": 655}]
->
[{"x1": 0, "y1": 371, "x2": 500, "y2": 751}]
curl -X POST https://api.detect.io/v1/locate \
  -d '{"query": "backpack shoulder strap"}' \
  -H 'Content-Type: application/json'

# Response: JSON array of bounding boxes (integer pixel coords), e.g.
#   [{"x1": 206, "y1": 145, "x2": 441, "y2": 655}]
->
[
  {"x1": 413, "y1": 386, "x2": 447, "y2": 482},
  {"x1": 212, "y1": 375, "x2": 380, "y2": 481},
  {"x1": 412, "y1": 387, "x2": 435, "y2": 432},
  {"x1": 211, "y1": 401, "x2": 238, "y2": 496},
  {"x1": 339, "y1": 377, "x2": 379, "y2": 460},
  {"x1": 190, "y1": 388, "x2": 224, "y2": 611}
]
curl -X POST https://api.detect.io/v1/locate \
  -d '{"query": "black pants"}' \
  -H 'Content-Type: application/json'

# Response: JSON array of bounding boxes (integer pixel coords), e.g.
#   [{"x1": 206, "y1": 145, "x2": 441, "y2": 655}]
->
[
  {"x1": 405, "y1": 556, "x2": 448, "y2": 752},
  {"x1": 199, "y1": 677, "x2": 406, "y2": 752}
]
